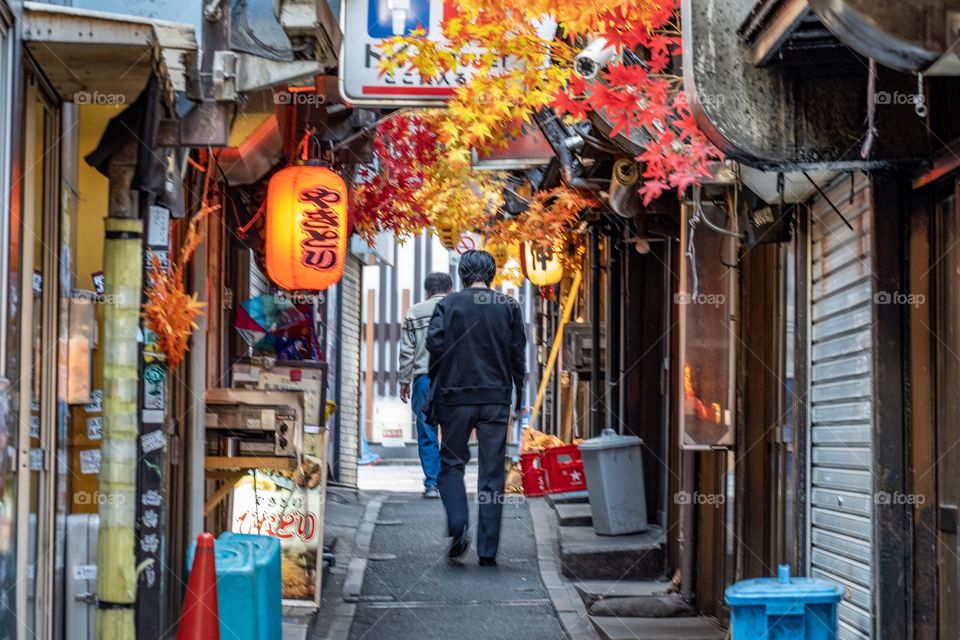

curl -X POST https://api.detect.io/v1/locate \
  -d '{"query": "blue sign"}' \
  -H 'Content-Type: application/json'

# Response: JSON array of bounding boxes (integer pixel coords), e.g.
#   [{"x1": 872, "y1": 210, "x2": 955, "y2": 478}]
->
[{"x1": 367, "y1": 0, "x2": 431, "y2": 38}]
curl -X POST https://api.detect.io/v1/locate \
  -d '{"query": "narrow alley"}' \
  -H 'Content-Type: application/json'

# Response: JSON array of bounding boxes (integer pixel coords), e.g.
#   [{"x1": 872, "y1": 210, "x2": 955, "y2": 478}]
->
[
  {"x1": 2, "y1": 1, "x2": 959, "y2": 640},
  {"x1": 346, "y1": 493, "x2": 561, "y2": 640}
]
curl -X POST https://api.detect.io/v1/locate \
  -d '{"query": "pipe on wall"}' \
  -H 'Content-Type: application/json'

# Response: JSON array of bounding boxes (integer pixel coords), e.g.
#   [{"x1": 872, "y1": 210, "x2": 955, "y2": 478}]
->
[{"x1": 590, "y1": 225, "x2": 604, "y2": 437}]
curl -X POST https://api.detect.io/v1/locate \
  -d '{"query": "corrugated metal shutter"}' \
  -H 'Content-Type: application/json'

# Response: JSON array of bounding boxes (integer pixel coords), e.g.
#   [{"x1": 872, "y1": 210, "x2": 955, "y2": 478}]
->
[
  {"x1": 337, "y1": 254, "x2": 362, "y2": 486},
  {"x1": 807, "y1": 173, "x2": 874, "y2": 639},
  {"x1": 249, "y1": 251, "x2": 269, "y2": 298}
]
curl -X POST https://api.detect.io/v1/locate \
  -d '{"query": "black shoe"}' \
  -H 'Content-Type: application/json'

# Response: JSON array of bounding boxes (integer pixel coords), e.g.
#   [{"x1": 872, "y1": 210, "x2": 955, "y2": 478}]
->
[
  {"x1": 449, "y1": 533, "x2": 469, "y2": 559},
  {"x1": 478, "y1": 557, "x2": 497, "y2": 567}
]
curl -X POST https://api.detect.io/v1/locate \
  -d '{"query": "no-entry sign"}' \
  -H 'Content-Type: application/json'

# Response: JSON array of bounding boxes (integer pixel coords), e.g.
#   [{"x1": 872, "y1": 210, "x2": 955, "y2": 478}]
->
[{"x1": 339, "y1": 0, "x2": 463, "y2": 107}]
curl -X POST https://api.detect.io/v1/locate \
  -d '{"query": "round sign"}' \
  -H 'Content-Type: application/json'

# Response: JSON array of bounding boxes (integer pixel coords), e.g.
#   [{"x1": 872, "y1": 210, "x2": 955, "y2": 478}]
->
[{"x1": 455, "y1": 235, "x2": 476, "y2": 254}]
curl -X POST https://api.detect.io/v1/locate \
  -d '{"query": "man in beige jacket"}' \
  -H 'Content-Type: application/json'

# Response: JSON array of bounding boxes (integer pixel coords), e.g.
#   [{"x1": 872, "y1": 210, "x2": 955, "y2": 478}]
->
[{"x1": 399, "y1": 272, "x2": 452, "y2": 498}]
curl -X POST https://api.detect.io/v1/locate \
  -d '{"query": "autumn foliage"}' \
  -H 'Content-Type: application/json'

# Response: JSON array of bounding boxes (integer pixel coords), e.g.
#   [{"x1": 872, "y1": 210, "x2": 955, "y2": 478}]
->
[
  {"x1": 380, "y1": 0, "x2": 720, "y2": 205},
  {"x1": 143, "y1": 206, "x2": 212, "y2": 368},
  {"x1": 350, "y1": 113, "x2": 503, "y2": 244},
  {"x1": 487, "y1": 187, "x2": 597, "y2": 254}
]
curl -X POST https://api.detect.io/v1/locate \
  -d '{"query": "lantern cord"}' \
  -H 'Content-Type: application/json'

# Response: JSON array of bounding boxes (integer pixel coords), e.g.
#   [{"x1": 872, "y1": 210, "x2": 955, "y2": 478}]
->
[
  {"x1": 297, "y1": 128, "x2": 324, "y2": 162},
  {"x1": 237, "y1": 200, "x2": 265, "y2": 237}
]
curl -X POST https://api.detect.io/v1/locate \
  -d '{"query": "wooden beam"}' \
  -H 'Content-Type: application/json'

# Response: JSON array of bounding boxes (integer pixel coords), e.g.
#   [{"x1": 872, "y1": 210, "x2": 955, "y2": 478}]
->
[{"x1": 202, "y1": 472, "x2": 245, "y2": 515}]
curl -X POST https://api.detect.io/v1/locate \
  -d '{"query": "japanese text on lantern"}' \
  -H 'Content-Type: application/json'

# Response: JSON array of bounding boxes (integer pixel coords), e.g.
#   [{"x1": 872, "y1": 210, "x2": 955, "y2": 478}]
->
[{"x1": 299, "y1": 186, "x2": 342, "y2": 271}]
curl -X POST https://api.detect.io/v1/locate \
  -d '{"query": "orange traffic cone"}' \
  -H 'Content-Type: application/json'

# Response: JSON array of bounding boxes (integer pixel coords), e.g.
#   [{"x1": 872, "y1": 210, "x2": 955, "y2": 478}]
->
[{"x1": 177, "y1": 532, "x2": 220, "y2": 640}]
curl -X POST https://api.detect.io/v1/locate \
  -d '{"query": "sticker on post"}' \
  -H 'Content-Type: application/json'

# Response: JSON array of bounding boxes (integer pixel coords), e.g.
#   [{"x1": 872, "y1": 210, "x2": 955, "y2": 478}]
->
[
  {"x1": 84, "y1": 389, "x2": 102, "y2": 413},
  {"x1": 147, "y1": 206, "x2": 171, "y2": 248},
  {"x1": 87, "y1": 417, "x2": 102, "y2": 440},
  {"x1": 91, "y1": 272, "x2": 105, "y2": 295},
  {"x1": 143, "y1": 363, "x2": 166, "y2": 410},
  {"x1": 140, "y1": 429, "x2": 165, "y2": 454},
  {"x1": 142, "y1": 409, "x2": 164, "y2": 424},
  {"x1": 73, "y1": 564, "x2": 97, "y2": 581},
  {"x1": 79, "y1": 449, "x2": 101, "y2": 474}
]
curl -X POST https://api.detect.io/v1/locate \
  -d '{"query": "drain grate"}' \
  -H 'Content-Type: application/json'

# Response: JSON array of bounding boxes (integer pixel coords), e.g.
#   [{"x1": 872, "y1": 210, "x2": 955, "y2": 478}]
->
[
  {"x1": 359, "y1": 598, "x2": 551, "y2": 610},
  {"x1": 343, "y1": 594, "x2": 396, "y2": 603}
]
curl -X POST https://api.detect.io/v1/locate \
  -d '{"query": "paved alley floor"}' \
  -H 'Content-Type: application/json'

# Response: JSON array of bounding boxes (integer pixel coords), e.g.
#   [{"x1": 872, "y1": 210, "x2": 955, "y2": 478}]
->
[
  {"x1": 347, "y1": 493, "x2": 568, "y2": 640},
  {"x1": 358, "y1": 462, "x2": 478, "y2": 493}
]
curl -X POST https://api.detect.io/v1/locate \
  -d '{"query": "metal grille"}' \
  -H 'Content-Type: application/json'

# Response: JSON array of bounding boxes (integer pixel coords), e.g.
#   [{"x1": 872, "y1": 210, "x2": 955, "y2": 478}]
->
[
  {"x1": 807, "y1": 172, "x2": 873, "y2": 640},
  {"x1": 249, "y1": 250, "x2": 269, "y2": 298},
  {"x1": 338, "y1": 254, "x2": 363, "y2": 486}
]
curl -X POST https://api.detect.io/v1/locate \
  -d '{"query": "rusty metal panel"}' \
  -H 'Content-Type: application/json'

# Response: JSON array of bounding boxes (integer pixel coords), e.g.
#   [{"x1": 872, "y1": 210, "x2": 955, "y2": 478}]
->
[{"x1": 682, "y1": 0, "x2": 930, "y2": 168}]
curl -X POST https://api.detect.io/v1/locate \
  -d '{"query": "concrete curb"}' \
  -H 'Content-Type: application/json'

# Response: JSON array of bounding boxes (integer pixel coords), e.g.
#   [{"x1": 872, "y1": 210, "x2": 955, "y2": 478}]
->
[
  {"x1": 323, "y1": 496, "x2": 384, "y2": 640},
  {"x1": 529, "y1": 498, "x2": 602, "y2": 640}
]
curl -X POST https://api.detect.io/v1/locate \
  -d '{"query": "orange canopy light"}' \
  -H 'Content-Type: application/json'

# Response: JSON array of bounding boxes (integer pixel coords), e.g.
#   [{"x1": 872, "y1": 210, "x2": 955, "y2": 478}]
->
[
  {"x1": 520, "y1": 242, "x2": 563, "y2": 286},
  {"x1": 265, "y1": 165, "x2": 348, "y2": 291}
]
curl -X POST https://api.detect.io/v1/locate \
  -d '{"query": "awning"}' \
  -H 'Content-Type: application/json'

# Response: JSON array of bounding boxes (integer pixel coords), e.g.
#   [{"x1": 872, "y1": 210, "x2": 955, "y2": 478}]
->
[{"x1": 23, "y1": 1, "x2": 197, "y2": 103}]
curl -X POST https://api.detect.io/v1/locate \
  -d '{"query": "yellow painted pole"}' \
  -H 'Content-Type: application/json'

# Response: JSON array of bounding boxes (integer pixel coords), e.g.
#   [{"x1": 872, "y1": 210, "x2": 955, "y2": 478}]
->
[
  {"x1": 529, "y1": 269, "x2": 582, "y2": 431},
  {"x1": 96, "y1": 217, "x2": 143, "y2": 640}
]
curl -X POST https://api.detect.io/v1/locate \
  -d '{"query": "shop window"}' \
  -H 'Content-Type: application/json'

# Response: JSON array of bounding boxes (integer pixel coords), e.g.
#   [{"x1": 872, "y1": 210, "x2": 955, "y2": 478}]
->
[{"x1": 677, "y1": 202, "x2": 736, "y2": 449}]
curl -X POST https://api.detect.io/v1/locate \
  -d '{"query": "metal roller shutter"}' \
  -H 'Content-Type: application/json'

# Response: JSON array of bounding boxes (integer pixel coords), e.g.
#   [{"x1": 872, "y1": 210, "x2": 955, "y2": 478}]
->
[
  {"x1": 337, "y1": 254, "x2": 362, "y2": 486},
  {"x1": 807, "y1": 173, "x2": 874, "y2": 640}
]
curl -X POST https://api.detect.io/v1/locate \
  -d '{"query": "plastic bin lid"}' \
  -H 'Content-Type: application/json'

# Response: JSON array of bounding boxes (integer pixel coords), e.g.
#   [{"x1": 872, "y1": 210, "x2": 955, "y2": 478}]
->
[
  {"x1": 578, "y1": 428, "x2": 643, "y2": 451},
  {"x1": 724, "y1": 566, "x2": 844, "y2": 606}
]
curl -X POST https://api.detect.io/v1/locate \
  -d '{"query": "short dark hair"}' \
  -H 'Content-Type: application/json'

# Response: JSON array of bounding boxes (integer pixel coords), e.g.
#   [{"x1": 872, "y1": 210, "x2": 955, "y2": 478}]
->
[
  {"x1": 458, "y1": 250, "x2": 497, "y2": 287},
  {"x1": 424, "y1": 272, "x2": 453, "y2": 296}
]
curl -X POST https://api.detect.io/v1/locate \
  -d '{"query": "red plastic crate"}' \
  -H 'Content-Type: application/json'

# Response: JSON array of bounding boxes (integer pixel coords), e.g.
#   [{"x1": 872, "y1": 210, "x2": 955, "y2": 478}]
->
[
  {"x1": 543, "y1": 445, "x2": 586, "y2": 494},
  {"x1": 519, "y1": 452, "x2": 547, "y2": 497}
]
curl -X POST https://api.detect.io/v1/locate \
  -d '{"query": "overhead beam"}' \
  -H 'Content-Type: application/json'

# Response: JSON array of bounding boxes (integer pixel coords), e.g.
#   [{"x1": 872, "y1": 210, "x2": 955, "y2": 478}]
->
[{"x1": 740, "y1": 0, "x2": 812, "y2": 66}]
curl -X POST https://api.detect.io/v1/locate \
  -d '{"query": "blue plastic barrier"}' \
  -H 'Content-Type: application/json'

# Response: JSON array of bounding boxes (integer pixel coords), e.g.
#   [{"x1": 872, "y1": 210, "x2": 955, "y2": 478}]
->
[
  {"x1": 219, "y1": 532, "x2": 282, "y2": 640},
  {"x1": 725, "y1": 565, "x2": 844, "y2": 639},
  {"x1": 187, "y1": 533, "x2": 282, "y2": 640}
]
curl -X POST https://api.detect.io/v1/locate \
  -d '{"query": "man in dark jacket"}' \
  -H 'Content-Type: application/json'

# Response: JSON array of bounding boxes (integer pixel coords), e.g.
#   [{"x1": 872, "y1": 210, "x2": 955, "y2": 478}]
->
[{"x1": 426, "y1": 250, "x2": 526, "y2": 566}]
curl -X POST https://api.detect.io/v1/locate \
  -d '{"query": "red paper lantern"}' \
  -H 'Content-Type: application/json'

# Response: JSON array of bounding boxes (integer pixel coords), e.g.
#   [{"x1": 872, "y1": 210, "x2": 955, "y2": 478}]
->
[{"x1": 265, "y1": 165, "x2": 348, "y2": 291}]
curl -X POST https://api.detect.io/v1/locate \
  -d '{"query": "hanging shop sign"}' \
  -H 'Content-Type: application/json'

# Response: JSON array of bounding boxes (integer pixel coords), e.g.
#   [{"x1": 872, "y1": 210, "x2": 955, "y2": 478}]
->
[
  {"x1": 340, "y1": 0, "x2": 461, "y2": 107},
  {"x1": 473, "y1": 126, "x2": 555, "y2": 170},
  {"x1": 339, "y1": 0, "x2": 554, "y2": 107},
  {"x1": 266, "y1": 165, "x2": 348, "y2": 292},
  {"x1": 520, "y1": 242, "x2": 563, "y2": 286}
]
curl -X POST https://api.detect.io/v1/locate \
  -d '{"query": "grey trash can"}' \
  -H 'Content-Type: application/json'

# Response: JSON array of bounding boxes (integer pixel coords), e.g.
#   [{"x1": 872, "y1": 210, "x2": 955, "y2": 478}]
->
[{"x1": 579, "y1": 428, "x2": 648, "y2": 535}]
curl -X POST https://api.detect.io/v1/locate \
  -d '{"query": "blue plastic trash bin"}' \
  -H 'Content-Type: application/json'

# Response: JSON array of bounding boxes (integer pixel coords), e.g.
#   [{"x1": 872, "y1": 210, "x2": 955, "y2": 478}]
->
[
  {"x1": 187, "y1": 533, "x2": 282, "y2": 640},
  {"x1": 725, "y1": 565, "x2": 844, "y2": 640}
]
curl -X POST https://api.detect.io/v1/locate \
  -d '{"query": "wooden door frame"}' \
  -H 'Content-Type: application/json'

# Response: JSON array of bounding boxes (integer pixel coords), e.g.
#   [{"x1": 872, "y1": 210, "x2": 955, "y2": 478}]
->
[{"x1": 14, "y1": 68, "x2": 62, "y2": 640}]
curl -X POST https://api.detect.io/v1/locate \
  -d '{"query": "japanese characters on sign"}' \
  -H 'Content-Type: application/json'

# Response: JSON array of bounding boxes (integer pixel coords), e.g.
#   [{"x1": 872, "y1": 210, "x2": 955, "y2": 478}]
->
[
  {"x1": 231, "y1": 473, "x2": 324, "y2": 602},
  {"x1": 340, "y1": 0, "x2": 464, "y2": 106}
]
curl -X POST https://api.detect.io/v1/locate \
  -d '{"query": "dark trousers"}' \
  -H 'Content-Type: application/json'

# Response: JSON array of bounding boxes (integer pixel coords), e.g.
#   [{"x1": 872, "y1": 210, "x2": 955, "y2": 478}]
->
[{"x1": 437, "y1": 403, "x2": 510, "y2": 558}]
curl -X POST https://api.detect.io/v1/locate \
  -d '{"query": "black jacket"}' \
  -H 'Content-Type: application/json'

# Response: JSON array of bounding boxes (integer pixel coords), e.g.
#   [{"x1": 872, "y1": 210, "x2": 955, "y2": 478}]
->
[{"x1": 425, "y1": 288, "x2": 526, "y2": 419}]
